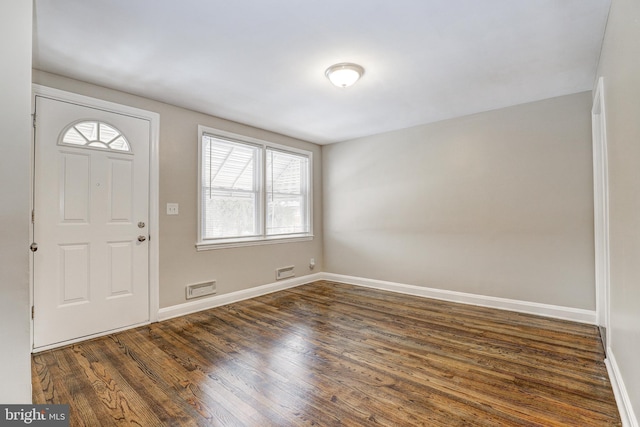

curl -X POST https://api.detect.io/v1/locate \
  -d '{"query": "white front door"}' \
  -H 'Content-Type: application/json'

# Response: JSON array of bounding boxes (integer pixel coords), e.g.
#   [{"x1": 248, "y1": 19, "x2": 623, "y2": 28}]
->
[{"x1": 33, "y1": 95, "x2": 151, "y2": 350}]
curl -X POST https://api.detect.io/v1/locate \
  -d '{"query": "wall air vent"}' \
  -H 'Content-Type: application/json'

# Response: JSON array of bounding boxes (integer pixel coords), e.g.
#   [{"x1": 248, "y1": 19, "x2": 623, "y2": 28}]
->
[
  {"x1": 186, "y1": 281, "x2": 216, "y2": 300},
  {"x1": 276, "y1": 266, "x2": 295, "y2": 281}
]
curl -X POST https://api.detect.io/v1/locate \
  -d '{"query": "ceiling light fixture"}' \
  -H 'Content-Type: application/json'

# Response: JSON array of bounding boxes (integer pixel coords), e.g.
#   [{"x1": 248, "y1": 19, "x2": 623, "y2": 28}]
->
[{"x1": 325, "y1": 63, "x2": 365, "y2": 88}]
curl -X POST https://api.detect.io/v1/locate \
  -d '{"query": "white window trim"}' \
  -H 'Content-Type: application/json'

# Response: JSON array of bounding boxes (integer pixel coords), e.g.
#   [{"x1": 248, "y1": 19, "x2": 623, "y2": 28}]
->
[{"x1": 196, "y1": 126, "x2": 313, "y2": 251}]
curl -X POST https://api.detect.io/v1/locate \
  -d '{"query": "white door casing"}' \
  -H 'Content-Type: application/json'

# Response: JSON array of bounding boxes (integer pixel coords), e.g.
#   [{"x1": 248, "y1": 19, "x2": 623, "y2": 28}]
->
[
  {"x1": 592, "y1": 77, "x2": 611, "y2": 352},
  {"x1": 32, "y1": 86, "x2": 159, "y2": 350}
]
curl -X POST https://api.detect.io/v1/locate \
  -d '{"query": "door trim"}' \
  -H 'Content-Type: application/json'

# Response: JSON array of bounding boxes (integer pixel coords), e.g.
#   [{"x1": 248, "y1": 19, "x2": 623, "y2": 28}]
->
[
  {"x1": 592, "y1": 77, "x2": 611, "y2": 353},
  {"x1": 30, "y1": 84, "x2": 160, "y2": 350}
]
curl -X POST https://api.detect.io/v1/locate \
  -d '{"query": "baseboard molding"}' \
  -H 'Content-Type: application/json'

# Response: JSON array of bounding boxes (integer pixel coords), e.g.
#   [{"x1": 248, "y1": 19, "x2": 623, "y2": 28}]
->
[
  {"x1": 606, "y1": 349, "x2": 639, "y2": 427},
  {"x1": 321, "y1": 273, "x2": 597, "y2": 324},
  {"x1": 158, "y1": 272, "x2": 597, "y2": 324},
  {"x1": 157, "y1": 272, "x2": 324, "y2": 321}
]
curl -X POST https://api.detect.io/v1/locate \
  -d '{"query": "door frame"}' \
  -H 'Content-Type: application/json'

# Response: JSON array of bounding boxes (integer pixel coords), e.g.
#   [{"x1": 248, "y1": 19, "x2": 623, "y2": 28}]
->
[
  {"x1": 592, "y1": 77, "x2": 611, "y2": 353},
  {"x1": 30, "y1": 84, "x2": 160, "y2": 350}
]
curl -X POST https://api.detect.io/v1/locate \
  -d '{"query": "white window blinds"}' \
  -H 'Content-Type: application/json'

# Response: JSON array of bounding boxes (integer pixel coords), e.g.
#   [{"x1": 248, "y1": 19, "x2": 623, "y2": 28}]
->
[{"x1": 199, "y1": 130, "x2": 312, "y2": 247}]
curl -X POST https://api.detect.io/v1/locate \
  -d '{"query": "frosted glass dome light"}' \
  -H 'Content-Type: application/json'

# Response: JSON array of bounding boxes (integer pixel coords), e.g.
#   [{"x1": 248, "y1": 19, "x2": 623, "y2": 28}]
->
[{"x1": 325, "y1": 63, "x2": 365, "y2": 88}]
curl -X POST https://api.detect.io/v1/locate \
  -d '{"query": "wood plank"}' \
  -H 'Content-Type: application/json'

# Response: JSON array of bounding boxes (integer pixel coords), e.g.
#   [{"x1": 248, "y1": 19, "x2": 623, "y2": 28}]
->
[{"x1": 33, "y1": 280, "x2": 621, "y2": 426}]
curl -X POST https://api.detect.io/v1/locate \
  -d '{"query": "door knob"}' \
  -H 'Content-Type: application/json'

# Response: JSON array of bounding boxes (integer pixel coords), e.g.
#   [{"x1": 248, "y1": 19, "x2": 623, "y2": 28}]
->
[{"x1": 138, "y1": 235, "x2": 147, "y2": 242}]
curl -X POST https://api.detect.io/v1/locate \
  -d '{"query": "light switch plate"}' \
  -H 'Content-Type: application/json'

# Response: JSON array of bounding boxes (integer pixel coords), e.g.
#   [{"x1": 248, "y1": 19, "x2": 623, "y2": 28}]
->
[{"x1": 167, "y1": 203, "x2": 179, "y2": 215}]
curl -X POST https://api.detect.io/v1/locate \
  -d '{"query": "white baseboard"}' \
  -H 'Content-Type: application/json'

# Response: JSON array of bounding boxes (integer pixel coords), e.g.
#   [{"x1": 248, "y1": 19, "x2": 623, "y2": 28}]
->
[
  {"x1": 157, "y1": 272, "x2": 324, "y2": 321},
  {"x1": 320, "y1": 273, "x2": 597, "y2": 324},
  {"x1": 606, "y1": 349, "x2": 639, "y2": 427},
  {"x1": 158, "y1": 271, "x2": 597, "y2": 324}
]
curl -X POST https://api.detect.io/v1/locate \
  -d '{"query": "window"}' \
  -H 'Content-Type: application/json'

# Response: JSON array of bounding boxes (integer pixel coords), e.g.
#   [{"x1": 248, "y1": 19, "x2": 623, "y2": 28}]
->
[
  {"x1": 60, "y1": 121, "x2": 131, "y2": 152},
  {"x1": 197, "y1": 127, "x2": 312, "y2": 249},
  {"x1": 201, "y1": 137, "x2": 260, "y2": 239}
]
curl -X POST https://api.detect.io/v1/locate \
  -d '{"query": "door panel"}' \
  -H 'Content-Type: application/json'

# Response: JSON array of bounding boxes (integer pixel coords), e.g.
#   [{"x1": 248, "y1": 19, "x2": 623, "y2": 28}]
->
[
  {"x1": 33, "y1": 96, "x2": 150, "y2": 349},
  {"x1": 59, "y1": 243, "x2": 90, "y2": 304},
  {"x1": 107, "y1": 241, "x2": 134, "y2": 297},
  {"x1": 108, "y1": 158, "x2": 134, "y2": 221},
  {"x1": 60, "y1": 152, "x2": 91, "y2": 222}
]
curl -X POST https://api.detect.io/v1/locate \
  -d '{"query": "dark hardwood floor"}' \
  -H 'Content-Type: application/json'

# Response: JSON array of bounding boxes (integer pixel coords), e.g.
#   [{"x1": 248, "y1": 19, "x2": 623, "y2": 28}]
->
[{"x1": 32, "y1": 280, "x2": 622, "y2": 426}]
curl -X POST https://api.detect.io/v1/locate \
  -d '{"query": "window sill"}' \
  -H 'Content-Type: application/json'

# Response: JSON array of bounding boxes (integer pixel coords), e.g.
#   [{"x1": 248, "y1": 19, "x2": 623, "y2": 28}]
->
[{"x1": 196, "y1": 234, "x2": 314, "y2": 251}]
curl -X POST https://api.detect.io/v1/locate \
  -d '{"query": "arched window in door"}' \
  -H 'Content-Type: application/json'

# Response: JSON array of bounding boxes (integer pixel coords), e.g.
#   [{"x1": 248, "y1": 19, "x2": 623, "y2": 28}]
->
[{"x1": 59, "y1": 120, "x2": 131, "y2": 152}]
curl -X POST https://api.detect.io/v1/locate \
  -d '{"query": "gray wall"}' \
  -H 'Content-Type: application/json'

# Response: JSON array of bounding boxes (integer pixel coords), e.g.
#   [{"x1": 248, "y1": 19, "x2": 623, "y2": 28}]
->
[
  {"x1": 0, "y1": 0, "x2": 33, "y2": 403},
  {"x1": 33, "y1": 71, "x2": 323, "y2": 309},
  {"x1": 323, "y1": 92, "x2": 595, "y2": 309},
  {"x1": 595, "y1": 0, "x2": 640, "y2": 419}
]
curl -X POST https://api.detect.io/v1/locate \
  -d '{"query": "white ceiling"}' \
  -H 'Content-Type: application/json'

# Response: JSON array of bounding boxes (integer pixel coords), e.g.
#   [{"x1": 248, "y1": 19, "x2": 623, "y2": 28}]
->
[{"x1": 32, "y1": 0, "x2": 611, "y2": 145}]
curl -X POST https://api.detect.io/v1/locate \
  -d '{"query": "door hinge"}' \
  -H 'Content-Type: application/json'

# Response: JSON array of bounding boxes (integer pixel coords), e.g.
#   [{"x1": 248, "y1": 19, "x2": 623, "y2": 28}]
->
[
  {"x1": 31, "y1": 306, "x2": 34, "y2": 319},
  {"x1": 32, "y1": 113, "x2": 36, "y2": 129},
  {"x1": 31, "y1": 210, "x2": 35, "y2": 223}
]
